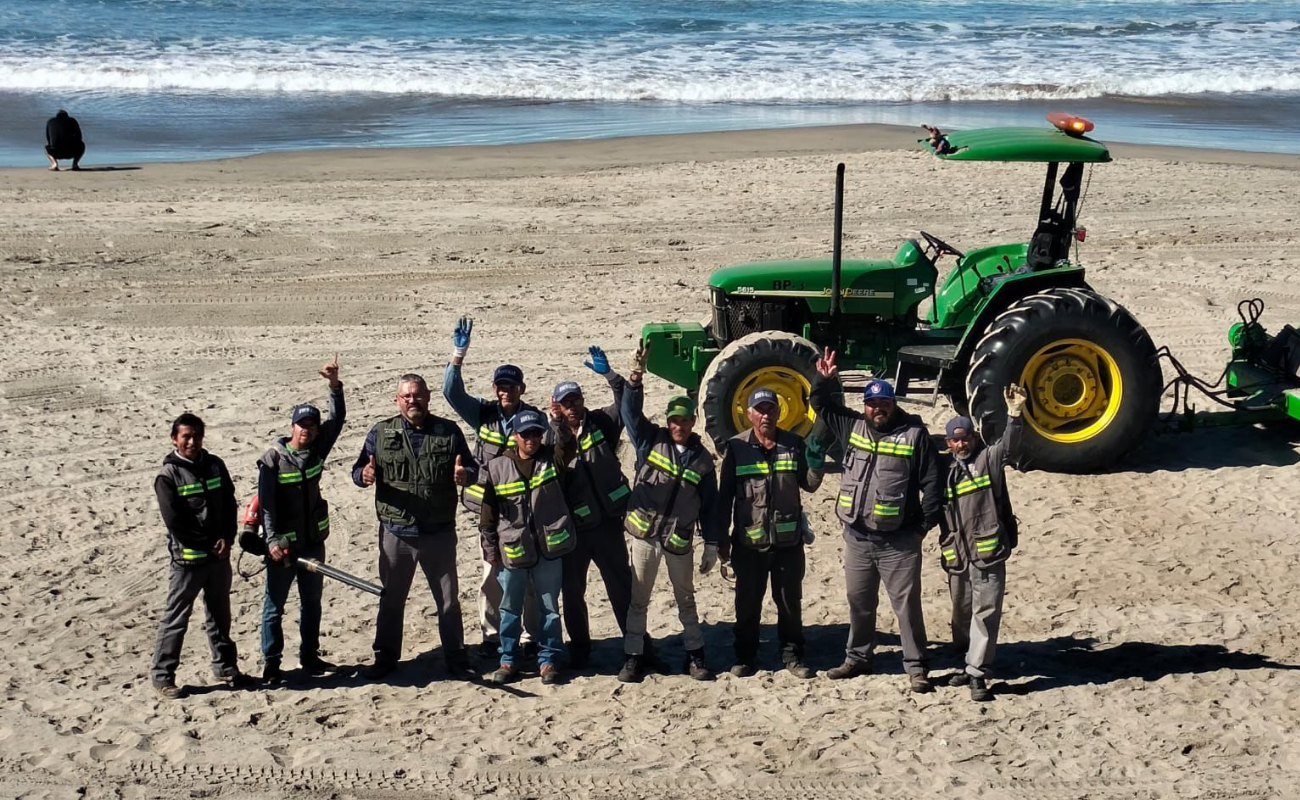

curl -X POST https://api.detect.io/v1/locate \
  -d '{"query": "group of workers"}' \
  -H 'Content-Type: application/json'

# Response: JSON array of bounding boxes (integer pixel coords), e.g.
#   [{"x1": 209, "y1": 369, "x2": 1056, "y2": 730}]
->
[{"x1": 149, "y1": 320, "x2": 1026, "y2": 704}]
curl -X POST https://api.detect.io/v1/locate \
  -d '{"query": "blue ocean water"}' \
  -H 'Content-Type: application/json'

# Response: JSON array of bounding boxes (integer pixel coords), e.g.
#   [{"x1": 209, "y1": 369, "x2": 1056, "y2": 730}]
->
[{"x1": 1, "y1": 0, "x2": 1298, "y2": 164}]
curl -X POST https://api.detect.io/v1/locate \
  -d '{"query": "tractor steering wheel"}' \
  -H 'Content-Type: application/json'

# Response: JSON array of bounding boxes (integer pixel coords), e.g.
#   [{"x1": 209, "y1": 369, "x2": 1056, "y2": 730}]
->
[{"x1": 920, "y1": 230, "x2": 965, "y2": 259}]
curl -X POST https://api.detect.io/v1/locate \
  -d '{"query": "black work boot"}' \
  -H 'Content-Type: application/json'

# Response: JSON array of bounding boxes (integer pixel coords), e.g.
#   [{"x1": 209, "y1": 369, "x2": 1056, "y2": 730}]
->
[
  {"x1": 730, "y1": 662, "x2": 757, "y2": 678},
  {"x1": 617, "y1": 654, "x2": 644, "y2": 684},
  {"x1": 785, "y1": 660, "x2": 816, "y2": 680},
  {"x1": 909, "y1": 673, "x2": 935, "y2": 694},
  {"x1": 300, "y1": 654, "x2": 337, "y2": 675},
  {"x1": 685, "y1": 649, "x2": 714, "y2": 681},
  {"x1": 949, "y1": 671, "x2": 972, "y2": 687},
  {"x1": 826, "y1": 659, "x2": 871, "y2": 680},
  {"x1": 970, "y1": 676, "x2": 993, "y2": 702},
  {"x1": 261, "y1": 660, "x2": 284, "y2": 684}
]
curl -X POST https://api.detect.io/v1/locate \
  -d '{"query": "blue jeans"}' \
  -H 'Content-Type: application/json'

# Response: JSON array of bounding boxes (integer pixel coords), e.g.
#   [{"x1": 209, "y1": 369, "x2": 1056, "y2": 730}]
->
[
  {"x1": 497, "y1": 555, "x2": 563, "y2": 668},
  {"x1": 260, "y1": 541, "x2": 325, "y2": 664}
]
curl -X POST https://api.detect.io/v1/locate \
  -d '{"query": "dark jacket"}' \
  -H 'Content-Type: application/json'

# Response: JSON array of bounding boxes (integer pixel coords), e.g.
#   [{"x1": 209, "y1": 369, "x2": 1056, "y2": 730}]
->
[
  {"x1": 155, "y1": 449, "x2": 237, "y2": 567},
  {"x1": 940, "y1": 415, "x2": 1022, "y2": 570},
  {"x1": 545, "y1": 372, "x2": 631, "y2": 530},
  {"x1": 46, "y1": 114, "x2": 83, "y2": 152},
  {"x1": 478, "y1": 425, "x2": 578, "y2": 565},
  {"x1": 810, "y1": 374, "x2": 943, "y2": 535},
  {"x1": 715, "y1": 427, "x2": 822, "y2": 548},
  {"x1": 259, "y1": 385, "x2": 346, "y2": 548}
]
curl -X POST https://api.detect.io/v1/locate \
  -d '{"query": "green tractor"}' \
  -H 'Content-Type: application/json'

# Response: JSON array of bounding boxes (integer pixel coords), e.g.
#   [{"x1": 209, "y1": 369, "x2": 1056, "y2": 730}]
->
[{"x1": 640, "y1": 113, "x2": 1164, "y2": 472}]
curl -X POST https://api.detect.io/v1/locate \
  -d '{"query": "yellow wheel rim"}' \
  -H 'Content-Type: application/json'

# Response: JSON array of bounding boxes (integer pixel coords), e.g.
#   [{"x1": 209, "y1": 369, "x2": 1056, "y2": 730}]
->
[
  {"x1": 1020, "y1": 338, "x2": 1122, "y2": 443},
  {"x1": 729, "y1": 366, "x2": 814, "y2": 436}
]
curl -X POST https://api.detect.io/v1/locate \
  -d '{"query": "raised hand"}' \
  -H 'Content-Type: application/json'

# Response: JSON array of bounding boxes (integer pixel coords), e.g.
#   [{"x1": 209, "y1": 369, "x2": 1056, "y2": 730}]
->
[
  {"x1": 629, "y1": 342, "x2": 648, "y2": 379},
  {"x1": 453, "y1": 454, "x2": 469, "y2": 486},
  {"x1": 452, "y1": 316, "x2": 473, "y2": 360},
  {"x1": 319, "y1": 353, "x2": 341, "y2": 388},
  {"x1": 1004, "y1": 384, "x2": 1028, "y2": 417},
  {"x1": 815, "y1": 347, "x2": 839, "y2": 378},
  {"x1": 361, "y1": 454, "x2": 378, "y2": 486},
  {"x1": 583, "y1": 345, "x2": 611, "y2": 375}
]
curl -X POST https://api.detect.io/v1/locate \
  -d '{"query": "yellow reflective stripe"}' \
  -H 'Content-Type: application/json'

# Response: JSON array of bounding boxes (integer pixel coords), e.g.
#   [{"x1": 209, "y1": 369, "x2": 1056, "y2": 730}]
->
[
  {"x1": 745, "y1": 525, "x2": 765, "y2": 542},
  {"x1": 546, "y1": 529, "x2": 571, "y2": 548},
  {"x1": 176, "y1": 482, "x2": 204, "y2": 497},
  {"x1": 180, "y1": 548, "x2": 206, "y2": 560},
  {"x1": 204, "y1": 477, "x2": 222, "y2": 490},
  {"x1": 574, "y1": 505, "x2": 592, "y2": 518},
  {"x1": 465, "y1": 484, "x2": 487, "y2": 499},
  {"x1": 681, "y1": 469, "x2": 702, "y2": 485},
  {"x1": 627, "y1": 510, "x2": 651, "y2": 532},
  {"x1": 579, "y1": 429, "x2": 605, "y2": 452},
  {"x1": 975, "y1": 537, "x2": 999, "y2": 553},
  {"x1": 873, "y1": 503, "x2": 901, "y2": 516},
  {"x1": 527, "y1": 466, "x2": 557, "y2": 489},
  {"x1": 772, "y1": 459, "x2": 798, "y2": 472},
  {"x1": 948, "y1": 475, "x2": 992, "y2": 499},
  {"x1": 848, "y1": 432, "x2": 874, "y2": 452},
  {"x1": 608, "y1": 485, "x2": 630, "y2": 502},
  {"x1": 667, "y1": 532, "x2": 690, "y2": 549},
  {"x1": 477, "y1": 425, "x2": 508, "y2": 445},
  {"x1": 847, "y1": 433, "x2": 913, "y2": 457},
  {"x1": 942, "y1": 548, "x2": 958, "y2": 561},
  {"x1": 304, "y1": 463, "x2": 323, "y2": 479},
  {"x1": 495, "y1": 480, "x2": 527, "y2": 497},
  {"x1": 838, "y1": 493, "x2": 853, "y2": 507},
  {"x1": 646, "y1": 450, "x2": 678, "y2": 476},
  {"x1": 278, "y1": 471, "x2": 303, "y2": 484},
  {"x1": 316, "y1": 517, "x2": 330, "y2": 531},
  {"x1": 735, "y1": 463, "x2": 769, "y2": 477},
  {"x1": 503, "y1": 544, "x2": 526, "y2": 559}
]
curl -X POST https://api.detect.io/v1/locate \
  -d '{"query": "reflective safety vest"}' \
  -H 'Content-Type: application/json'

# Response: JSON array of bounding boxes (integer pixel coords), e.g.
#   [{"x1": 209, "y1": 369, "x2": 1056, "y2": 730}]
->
[
  {"x1": 159, "y1": 454, "x2": 231, "y2": 566},
  {"x1": 482, "y1": 450, "x2": 577, "y2": 568},
  {"x1": 624, "y1": 431, "x2": 715, "y2": 555},
  {"x1": 725, "y1": 429, "x2": 805, "y2": 550},
  {"x1": 938, "y1": 417, "x2": 1020, "y2": 572},
  {"x1": 566, "y1": 413, "x2": 632, "y2": 531},
  {"x1": 835, "y1": 416, "x2": 928, "y2": 533},
  {"x1": 461, "y1": 405, "x2": 535, "y2": 514},
  {"x1": 373, "y1": 415, "x2": 459, "y2": 528},
  {"x1": 259, "y1": 441, "x2": 330, "y2": 550}
]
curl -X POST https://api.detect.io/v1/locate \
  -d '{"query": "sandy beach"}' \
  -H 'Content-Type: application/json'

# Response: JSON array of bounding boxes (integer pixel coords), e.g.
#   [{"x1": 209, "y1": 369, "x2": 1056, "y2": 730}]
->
[{"x1": 2, "y1": 123, "x2": 1299, "y2": 799}]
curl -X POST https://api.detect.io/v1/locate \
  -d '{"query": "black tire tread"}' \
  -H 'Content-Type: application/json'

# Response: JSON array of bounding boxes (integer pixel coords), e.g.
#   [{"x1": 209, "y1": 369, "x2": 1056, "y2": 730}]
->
[{"x1": 699, "y1": 331, "x2": 820, "y2": 450}]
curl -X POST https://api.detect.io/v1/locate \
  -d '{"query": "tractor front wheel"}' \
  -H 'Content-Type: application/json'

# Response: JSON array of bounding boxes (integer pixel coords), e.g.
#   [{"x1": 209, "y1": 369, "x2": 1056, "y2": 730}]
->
[
  {"x1": 966, "y1": 287, "x2": 1160, "y2": 472},
  {"x1": 699, "y1": 332, "x2": 821, "y2": 450}
]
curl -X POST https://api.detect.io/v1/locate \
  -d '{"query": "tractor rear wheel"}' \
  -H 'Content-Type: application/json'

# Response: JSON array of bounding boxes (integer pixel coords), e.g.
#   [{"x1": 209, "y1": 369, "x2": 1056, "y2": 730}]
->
[
  {"x1": 966, "y1": 287, "x2": 1160, "y2": 472},
  {"x1": 699, "y1": 331, "x2": 820, "y2": 450}
]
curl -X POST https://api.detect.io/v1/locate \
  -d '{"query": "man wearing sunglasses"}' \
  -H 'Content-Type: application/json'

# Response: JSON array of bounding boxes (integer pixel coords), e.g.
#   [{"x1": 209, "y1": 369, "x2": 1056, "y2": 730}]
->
[
  {"x1": 258, "y1": 355, "x2": 347, "y2": 683},
  {"x1": 939, "y1": 385, "x2": 1027, "y2": 702}
]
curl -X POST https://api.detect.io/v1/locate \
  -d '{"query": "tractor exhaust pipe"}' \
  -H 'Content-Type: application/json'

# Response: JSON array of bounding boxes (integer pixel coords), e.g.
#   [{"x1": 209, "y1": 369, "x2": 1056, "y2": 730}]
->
[{"x1": 830, "y1": 163, "x2": 845, "y2": 338}]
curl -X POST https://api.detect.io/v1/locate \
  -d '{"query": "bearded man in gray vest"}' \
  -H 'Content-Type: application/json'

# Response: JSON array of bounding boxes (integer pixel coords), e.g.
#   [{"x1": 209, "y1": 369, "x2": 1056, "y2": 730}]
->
[
  {"x1": 939, "y1": 385, "x2": 1026, "y2": 702},
  {"x1": 353, "y1": 373, "x2": 478, "y2": 680},
  {"x1": 810, "y1": 348, "x2": 944, "y2": 693}
]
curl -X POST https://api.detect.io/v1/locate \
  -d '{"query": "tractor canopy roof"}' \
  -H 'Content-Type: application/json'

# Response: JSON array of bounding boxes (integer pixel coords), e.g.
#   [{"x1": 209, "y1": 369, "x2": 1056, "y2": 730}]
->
[{"x1": 924, "y1": 125, "x2": 1111, "y2": 163}]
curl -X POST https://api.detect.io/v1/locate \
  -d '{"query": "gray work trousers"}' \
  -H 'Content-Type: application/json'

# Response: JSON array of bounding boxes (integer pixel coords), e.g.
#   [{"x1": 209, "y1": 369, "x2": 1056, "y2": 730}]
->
[
  {"x1": 842, "y1": 528, "x2": 928, "y2": 675},
  {"x1": 624, "y1": 536, "x2": 703, "y2": 655},
  {"x1": 949, "y1": 560, "x2": 1006, "y2": 678},
  {"x1": 150, "y1": 558, "x2": 239, "y2": 685},
  {"x1": 480, "y1": 559, "x2": 539, "y2": 645},
  {"x1": 373, "y1": 525, "x2": 465, "y2": 666}
]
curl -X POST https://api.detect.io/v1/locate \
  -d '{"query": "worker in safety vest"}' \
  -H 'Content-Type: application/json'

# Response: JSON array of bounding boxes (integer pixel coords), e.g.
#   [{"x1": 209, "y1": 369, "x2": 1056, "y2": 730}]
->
[
  {"x1": 150, "y1": 413, "x2": 253, "y2": 698},
  {"x1": 810, "y1": 348, "x2": 944, "y2": 693},
  {"x1": 441, "y1": 316, "x2": 540, "y2": 657},
  {"x1": 476, "y1": 408, "x2": 578, "y2": 685},
  {"x1": 617, "y1": 345, "x2": 720, "y2": 683},
  {"x1": 939, "y1": 385, "x2": 1026, "y2": 702},
  {"x1": 257, "y1": 355, "x2": 347, "y2": 683},
  {"x1": 547, "y1": 345, "x2": 641, "y2": 670},
  {"x1": 714, "y1": 388, "x2": 824, "y2": 679}
]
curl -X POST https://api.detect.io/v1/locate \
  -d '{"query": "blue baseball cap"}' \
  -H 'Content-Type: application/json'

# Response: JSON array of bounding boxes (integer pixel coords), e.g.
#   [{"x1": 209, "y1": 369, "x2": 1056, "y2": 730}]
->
[
  {"x1": 748, "y1": 388, "x2": 779, "y2": 409},
  {"x1": 512, "y1": 409, "x2": 548, "y2": 433},
  {"x1": 553, "y1": 381, "x2": 583, "y2": 402},
  {"x1": 492, "y1": 364, "x2": 524, "y2": 386},
  {"x1": 863, "y1": 379, "x2": 896, "y2": 402},
  {"x1": 945, "y1": 416, "x2": 976, "y2": 439},
  {"x1": 290, "y1": 404, "x2": 321, "y2": 425}
]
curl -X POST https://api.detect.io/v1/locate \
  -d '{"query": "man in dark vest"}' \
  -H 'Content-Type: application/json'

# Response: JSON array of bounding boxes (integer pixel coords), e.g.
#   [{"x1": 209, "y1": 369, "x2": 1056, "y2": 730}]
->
[
  {"x1": 257, "y1": 355, "x2": 346, "y2": 683},
  {"x1": 618, "y1": 345, "x2": 720, "y2": 683},
  {"x1": 45, "y1": 109, "x2": 85, "y2": 171},
  {"x1": 442, "y1": 317, "x2": 540, "y2": 656},
  {"x1": 150, "y1": 413, "x2": 253, "y2": 698},
  {"x1": 939, "y1": 385, "x2": 1026, "y2": 701},
  {"x1": 715, "y1": 388, "x2": 824, "y2": 679},
  {"x1": 353, "y1": 372, "x2": 478, "y2": 680},
  {"x1": 548, "y1": 345, "x2": 639, "y2": 669},
  {"x1": 476, "y1": 408, "x2": 577, "y2": 685},
  {"x1": 810, "y1": 348, "x2": 944, "y2": 693}
]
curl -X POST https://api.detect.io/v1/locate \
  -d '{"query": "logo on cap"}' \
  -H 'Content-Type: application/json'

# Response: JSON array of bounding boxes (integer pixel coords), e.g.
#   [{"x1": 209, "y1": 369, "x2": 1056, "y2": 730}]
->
[
  {"x1": 493, "y1": 364, "x2": 524, "y2": 386},
  {"x1": 512, "y1": 409, "x2": 547, "y2": 433},
  {"x1": 863, "y1": 379, "x2": 895, "y2": 401},
  {"x1": 748, "y1": 388, "x2": 779, "y2": 409},
  {"x1": 553, "y1": 381, "x2": 582, "y2": 402},
  {"x1": 291, "y1": 404, "x2": 321, "y2": 425}
]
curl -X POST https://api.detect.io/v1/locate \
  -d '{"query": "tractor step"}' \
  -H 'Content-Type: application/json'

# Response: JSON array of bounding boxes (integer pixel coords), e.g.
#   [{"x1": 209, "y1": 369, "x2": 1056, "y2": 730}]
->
[{"x1": 894, "y1": 344, "x2": 959, "y2": 406}]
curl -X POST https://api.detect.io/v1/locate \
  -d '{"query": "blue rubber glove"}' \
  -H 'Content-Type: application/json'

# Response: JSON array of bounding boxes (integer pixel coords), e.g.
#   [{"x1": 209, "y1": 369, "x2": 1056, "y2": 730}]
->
[
  {"x1": 452, "y1": 317, "x2": 473, "y2": 358},
  {"x1": 583, "y1": 345, "x2": 610, "y2": 375}
]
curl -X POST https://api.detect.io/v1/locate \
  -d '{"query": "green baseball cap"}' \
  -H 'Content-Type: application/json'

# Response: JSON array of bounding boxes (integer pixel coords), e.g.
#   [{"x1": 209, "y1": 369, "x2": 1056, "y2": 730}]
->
[{"x1": 665, "y1": 394, "x2": 696, "y2": 420}]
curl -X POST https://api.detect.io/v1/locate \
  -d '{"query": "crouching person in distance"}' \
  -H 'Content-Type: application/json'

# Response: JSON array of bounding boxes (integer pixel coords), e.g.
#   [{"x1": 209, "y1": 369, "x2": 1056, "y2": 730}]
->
[
  {"x1": 715, "y1": 388, "x2": 824, "y2": 679},
  {"x1": 258, "y1": 355, "x2": 346, "y2": 682},
  {"x1": 477, "y1": 408, "x2": 578, "y2": 685},
  {"x1": 618, "y1": 345, "x2": 720, "y2": 683},
  {"x1": 939, "y1": 385, "x2": 1026, "y2": 702}
]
